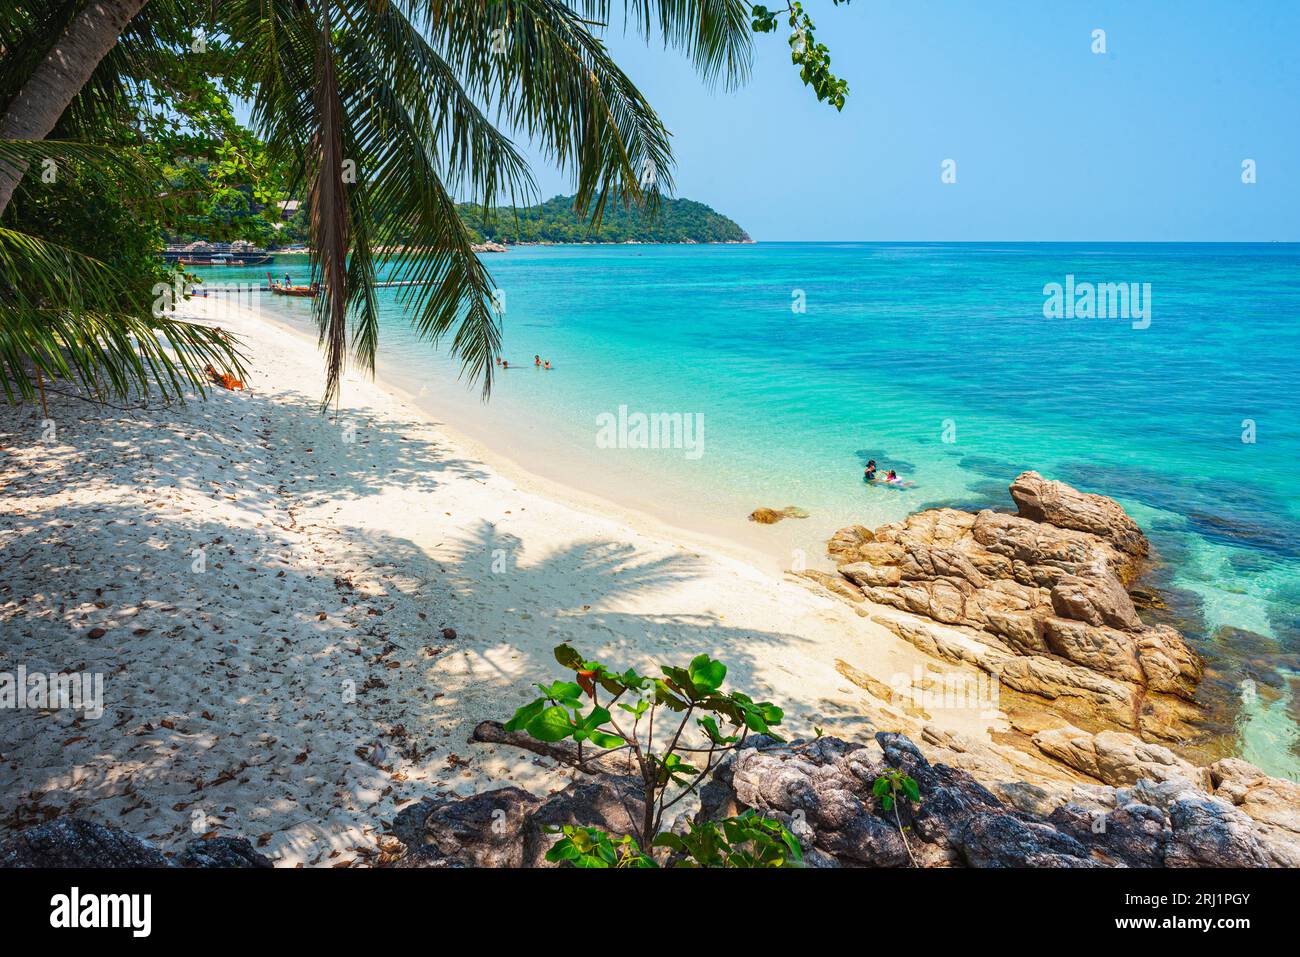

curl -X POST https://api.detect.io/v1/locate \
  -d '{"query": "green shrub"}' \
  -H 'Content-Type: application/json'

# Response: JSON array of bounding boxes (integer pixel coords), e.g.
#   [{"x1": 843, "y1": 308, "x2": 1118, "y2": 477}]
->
[{"x1": 505, "y1": 644, "x2": 801, "y2": 868}]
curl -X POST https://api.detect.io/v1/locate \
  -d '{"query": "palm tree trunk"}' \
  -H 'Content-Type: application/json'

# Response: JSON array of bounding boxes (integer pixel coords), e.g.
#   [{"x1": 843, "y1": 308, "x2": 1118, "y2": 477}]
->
[{"x1": 0, "y1": 0, "x2": 149, "y2": 216}]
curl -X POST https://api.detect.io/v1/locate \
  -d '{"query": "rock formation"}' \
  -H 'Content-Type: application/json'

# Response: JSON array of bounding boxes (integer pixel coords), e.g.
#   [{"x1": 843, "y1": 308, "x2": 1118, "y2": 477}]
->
[
  {"x1": 0, "y1": 818, "x2": 273, "y2": 868},
  {"x1": 391, "y1": 777, "x2": 643, "y2": 869},
  {"x1": 705, "y1": 732, "x2": 1287, "y2": 867},
  {"x1": 7, "y1": 726, "x2": 1294, "y2": 868},
  {"x1": 806, "y1": 471, "x2": 1204, "y2": 740}
]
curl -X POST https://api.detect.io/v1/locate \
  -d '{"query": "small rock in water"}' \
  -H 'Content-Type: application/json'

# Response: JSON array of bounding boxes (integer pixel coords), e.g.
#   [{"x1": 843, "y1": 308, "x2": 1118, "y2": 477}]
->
[{"x1": 748, "y1": 506, "x2": 809, "y2": 525}]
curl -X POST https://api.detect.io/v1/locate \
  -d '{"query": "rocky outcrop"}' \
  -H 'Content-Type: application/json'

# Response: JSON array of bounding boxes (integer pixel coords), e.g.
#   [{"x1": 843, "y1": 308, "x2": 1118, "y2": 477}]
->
[
  {"x1": 689, "y1": 732, "x2": 1292, "y2": 867},
  {"x1": 0, "y1": 818, "x2": 274, "y2": 868},
  {"x1": 391, "y1": 777, "x2": 645, "y2": 868},
  {"x1": 1032, "y1": 726, "x2": 1212, "y2": 788},
  {"x1": 812, "y1": 473, "x2": 1203, "y2": 740},
  {"x1": 174, "y1": 836, "x2": 276, "y2": 868},
  {"x1": 1010, "y1": 471, "x2": 1149, "y2": 559},
  {"x1": 392, "y1": 787, "x2": 542, "y2": 868},
  {"x1": 383, "y1": 730, "x2": 1296, "y2": 868},
  {"x1": 1009, "y1": 723, "x2": 1300, "y2": 868},
  {"x1": 7, "y1": 728, "x2": 1293, "y2": 869},
  {"x1": 0, "y1": 818, "x2": 171, "y2": 868}
]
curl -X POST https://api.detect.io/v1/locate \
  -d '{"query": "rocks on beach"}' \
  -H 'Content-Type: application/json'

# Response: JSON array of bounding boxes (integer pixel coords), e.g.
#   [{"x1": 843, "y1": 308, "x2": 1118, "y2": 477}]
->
[
  {"x1": 748, "y1": 506, "x2": 809, "y2": 524},
  {"x1": 804, "y1": 471, "x2": 1205, "y2": 740},
  {"x1": 7, "y1": 726, "x2": 1295, "y2": 868},
  {"x1": 0, "y1": 818, "x2": 273, "y2": 868}
]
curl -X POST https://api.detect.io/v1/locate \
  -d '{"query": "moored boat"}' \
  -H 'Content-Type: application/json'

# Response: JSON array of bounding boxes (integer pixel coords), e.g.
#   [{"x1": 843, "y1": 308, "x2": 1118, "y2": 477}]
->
[
  {"x1": 177, "y1": 253, "x2": 274, "y2": 267},
  {"x1": 267, "y1": 271, "x2": 319, "y2": 297}
]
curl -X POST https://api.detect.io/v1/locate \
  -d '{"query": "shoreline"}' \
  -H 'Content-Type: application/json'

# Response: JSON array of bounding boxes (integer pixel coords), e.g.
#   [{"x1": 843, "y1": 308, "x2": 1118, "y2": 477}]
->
[
  {"x1": 3, "y1": 295, "x2": 1297, "y2": 867},
  {"x1": 247, "y1": 294, "x2": 796, "y2": 578},
  {"x1": 0, "y1": 295, "x2": 1009, "y2": 865},
  {"x1": 248, "y1": 296, "x2": 837, "y2": 579}
]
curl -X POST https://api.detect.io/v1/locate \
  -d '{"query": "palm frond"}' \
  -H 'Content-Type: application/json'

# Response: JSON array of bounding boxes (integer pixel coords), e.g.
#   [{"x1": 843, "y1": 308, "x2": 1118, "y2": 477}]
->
[{"x1": 220, "y1": 0, "x2": 756, "y2": 404}]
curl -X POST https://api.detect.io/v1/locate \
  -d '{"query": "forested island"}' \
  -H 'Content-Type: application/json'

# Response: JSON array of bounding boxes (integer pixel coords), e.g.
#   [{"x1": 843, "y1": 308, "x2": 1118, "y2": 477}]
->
[{"x1": 459, "y1": 195, "x2": 751, "y2": 245}]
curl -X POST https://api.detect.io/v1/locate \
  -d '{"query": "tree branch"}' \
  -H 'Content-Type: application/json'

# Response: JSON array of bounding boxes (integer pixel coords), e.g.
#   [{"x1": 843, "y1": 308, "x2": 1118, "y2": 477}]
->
[{"x1": 470, "y1": 720, "x2": 632, "y2": 775}]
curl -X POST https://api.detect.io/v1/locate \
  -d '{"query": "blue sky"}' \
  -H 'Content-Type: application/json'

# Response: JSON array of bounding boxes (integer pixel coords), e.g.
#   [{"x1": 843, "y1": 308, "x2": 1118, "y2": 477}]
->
[{"x1": 513, "y1": 0, "x2": 1300, "y2": 241}]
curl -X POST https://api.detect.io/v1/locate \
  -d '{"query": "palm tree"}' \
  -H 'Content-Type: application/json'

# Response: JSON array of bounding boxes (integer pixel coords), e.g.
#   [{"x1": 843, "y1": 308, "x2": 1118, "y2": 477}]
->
[
  {"x1": 1, "y1": 2, "x2": 246, "y2": 409},
  {"x1": 1, "y1": 1, "x2": 759, "y2": 407}
]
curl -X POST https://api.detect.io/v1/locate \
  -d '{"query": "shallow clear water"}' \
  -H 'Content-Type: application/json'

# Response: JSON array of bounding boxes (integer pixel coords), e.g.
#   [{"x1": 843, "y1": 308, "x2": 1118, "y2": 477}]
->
[{"x1": 202, "y1": 243, "x2": 1300, "y2": 777}]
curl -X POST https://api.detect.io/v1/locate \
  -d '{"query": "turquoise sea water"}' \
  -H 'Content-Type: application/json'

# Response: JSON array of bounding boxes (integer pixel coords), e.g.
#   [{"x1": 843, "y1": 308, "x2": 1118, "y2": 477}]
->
[{"x1": 205, "y1": 243, "x2": 1300, "y2": 777}]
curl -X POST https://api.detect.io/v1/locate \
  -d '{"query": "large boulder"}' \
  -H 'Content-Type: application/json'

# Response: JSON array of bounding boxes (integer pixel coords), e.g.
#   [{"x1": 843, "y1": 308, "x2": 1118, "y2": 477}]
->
[
  {"x1": 1049, "y1": 566, "x2": 1143, "y2": 630},
  {"x1": 174, "y1": 836, "x2": 274, "y2": 868},
  {"x1": 1208, "y1": 758, "x2": 1300, "y2": 867},
  {"x1": 392, "y1": 786, "x2": 543, "y2": 868},
  {"x1": 817, "y1": 474, "x2": 1202, "y2": 741},
  {"x1": 1163, "y1": 798, "x2": 1273, "y2": 868},
  {"x1": 390, "y1": 778, "x2": 646, "y2": 868},
  {"x1": 1010, "y1": 471, "x2": 1149, "y2": 558},
  {"x1": 0, "y1": 818, "x2": 171, "y2": 868},
  {"x1": 1031, "y1": 726, "x2": 1211, "y2": 789},
  {"x1": 707, "y1": 733, "x2": 1284, "y2": 868},
  {"x1": 0, "y1": 818, "x2": 275, "y2": 868}
]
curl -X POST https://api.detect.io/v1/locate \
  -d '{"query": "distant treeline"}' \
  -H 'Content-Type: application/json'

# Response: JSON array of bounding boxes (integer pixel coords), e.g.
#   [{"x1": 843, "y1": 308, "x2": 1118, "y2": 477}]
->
[{"x1": 459, "y1": 195, "x2": 750, "y2": 245}]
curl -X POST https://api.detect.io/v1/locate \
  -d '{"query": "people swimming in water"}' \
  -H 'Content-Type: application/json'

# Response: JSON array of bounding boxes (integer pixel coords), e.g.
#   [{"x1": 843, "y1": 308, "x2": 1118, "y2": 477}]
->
[
  {"x1": 535, "y1": 355, "x2": 542, "y2": 366},
  {"x1": 543, "y1": 360, "x2": 551, "y2": 369},
  {"x1": 502, "y1": 359, "x2": 509, "y2": 369},
  {"x1": 864, "y1": 460, "x2": 911, "y2": 486}
]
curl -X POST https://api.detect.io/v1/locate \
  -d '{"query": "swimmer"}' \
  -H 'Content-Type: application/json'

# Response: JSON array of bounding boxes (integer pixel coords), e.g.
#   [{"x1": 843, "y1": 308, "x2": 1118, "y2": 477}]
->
[
  {"x1": 534, "y1": 355, "x2": 541, "y2": 366},
  {"x1": 502, "y1": 359, "x2": 509, "y2": 369},
  {"x1": 544, "y1": 360, "x2": 551, "y2": 369}
]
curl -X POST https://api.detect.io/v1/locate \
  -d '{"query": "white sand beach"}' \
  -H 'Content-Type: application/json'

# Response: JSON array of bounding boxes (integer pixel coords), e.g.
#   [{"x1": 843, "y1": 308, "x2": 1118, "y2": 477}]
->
[{"x1": 0, "y1": 296, "x2": 1007, "y2": 867}]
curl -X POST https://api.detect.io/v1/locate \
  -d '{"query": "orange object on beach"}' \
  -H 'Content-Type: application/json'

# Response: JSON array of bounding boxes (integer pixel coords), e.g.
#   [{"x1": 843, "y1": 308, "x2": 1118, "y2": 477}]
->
[{"x1": 205, "y1": 364, "x2": 245, "y2": 391}]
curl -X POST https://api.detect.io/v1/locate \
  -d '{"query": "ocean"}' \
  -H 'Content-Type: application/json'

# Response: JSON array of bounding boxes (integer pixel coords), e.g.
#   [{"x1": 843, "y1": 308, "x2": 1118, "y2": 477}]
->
[{"x1": 205, "y1": 242, "x2": 1300, "y2": 777}]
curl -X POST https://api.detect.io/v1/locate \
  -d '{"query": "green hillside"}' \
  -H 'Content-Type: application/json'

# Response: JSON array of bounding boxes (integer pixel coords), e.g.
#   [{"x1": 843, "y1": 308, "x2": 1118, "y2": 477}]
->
[{"x1": 459, "y1": 195, "x2": 750, "y2": 245}]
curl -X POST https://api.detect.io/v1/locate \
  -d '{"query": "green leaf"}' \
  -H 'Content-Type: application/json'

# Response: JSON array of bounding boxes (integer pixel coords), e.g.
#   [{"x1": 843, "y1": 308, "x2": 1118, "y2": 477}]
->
[
  {"x1": 503, "y1": 697, "x2": 546, "y2": 733},
  {"x1": 618, "y1": 699, "x2": 649, "y2": 719},
  {"x1": 578, "y1": 706, "x2": 612, "y2": 730},
  {"x1": 688, "y1": 654, "x2": 727, "y2": 693},
  {"x1": 554, "y1": 645, "x2": 583, "y2": 670},
  {"x1": 697, "y1": 715, "x2": 736, "y2": 746},
  {"x1": 653, "y1": 680, "x2": 689, "y2": 711},
  {"x1": 902, "y1": 777, "x2": 921, "y2": 803},
  {"x1": 660, "y1": 666, "x2": 695, "y2": 699},
  {"x1": 651, "y1": 833, "x2": 687, "y2": 852},
  {"x1": 525, "y1": 705, "x2": 575, "y2": 742},
  {"x1": 587, "y1": 730, "x2": 625, "y2": 749},
  {"x1": 538, "y1": 681, "x2": 584, "y2": 706}
]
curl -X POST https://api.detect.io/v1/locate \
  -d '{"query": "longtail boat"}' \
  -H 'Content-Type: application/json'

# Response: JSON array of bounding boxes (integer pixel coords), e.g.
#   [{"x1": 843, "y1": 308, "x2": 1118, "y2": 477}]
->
[{"x1": 266, "y1": 271, "x2": 319, "y2": 297}]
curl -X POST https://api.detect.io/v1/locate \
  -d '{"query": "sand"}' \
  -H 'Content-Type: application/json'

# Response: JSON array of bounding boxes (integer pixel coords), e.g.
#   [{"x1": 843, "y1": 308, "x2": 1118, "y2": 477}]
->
[{"x1": 0, "y1": 295, "x2": 1001, "y2": 866}]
